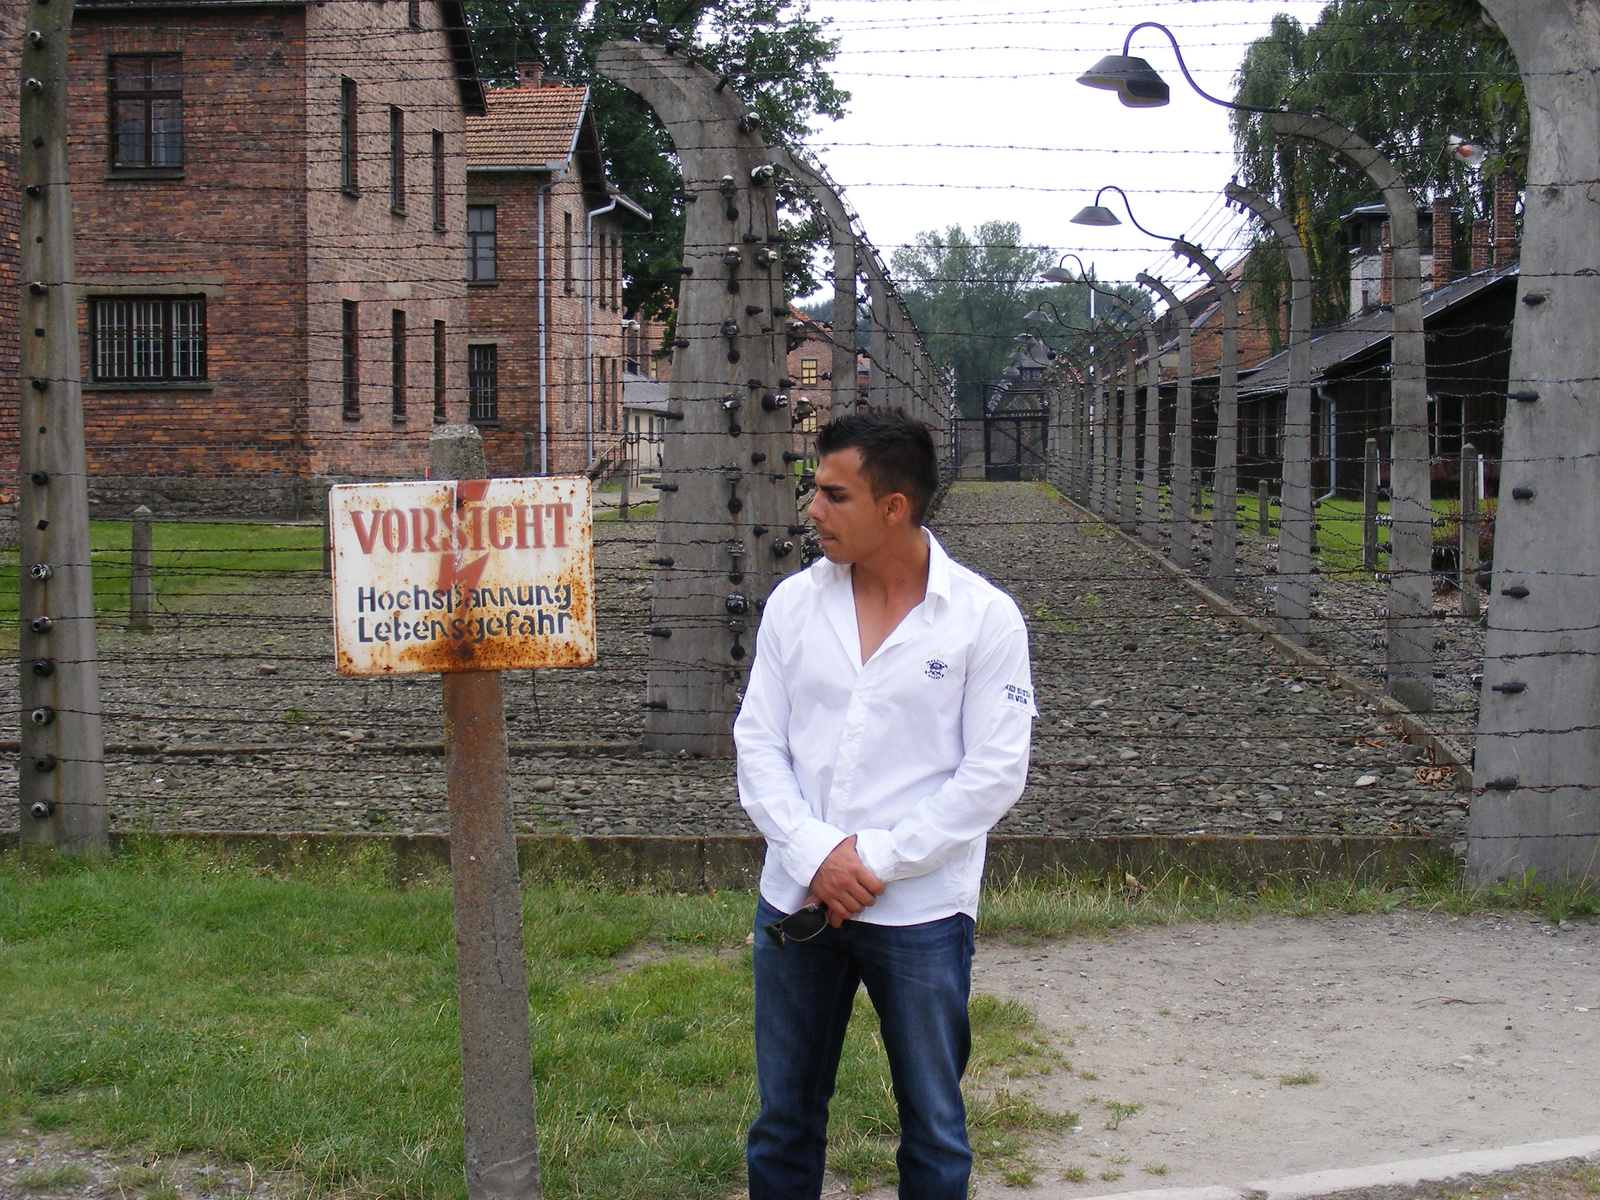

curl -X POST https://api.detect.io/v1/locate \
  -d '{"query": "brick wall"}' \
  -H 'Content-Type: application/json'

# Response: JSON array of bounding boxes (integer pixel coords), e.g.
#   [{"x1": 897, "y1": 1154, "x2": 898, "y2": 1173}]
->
[
  {"x1": 0, "y1": 1, "x2": 474, "y2": 516},
  {"x1": 63, "y1": 7, "x2": 310, "y2": 511},
  {"x1": 304, "y1": 0, "x2": 470, "y2": 486},
  {"x1": 465, "y1": 166, "x2": 625, "y2": 478}
]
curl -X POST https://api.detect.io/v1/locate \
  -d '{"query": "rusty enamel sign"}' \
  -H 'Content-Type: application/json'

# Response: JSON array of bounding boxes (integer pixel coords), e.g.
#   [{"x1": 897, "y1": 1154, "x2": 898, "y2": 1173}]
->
[{"x1": 330, "y1": 477, "x2": 595, "y2": 676}]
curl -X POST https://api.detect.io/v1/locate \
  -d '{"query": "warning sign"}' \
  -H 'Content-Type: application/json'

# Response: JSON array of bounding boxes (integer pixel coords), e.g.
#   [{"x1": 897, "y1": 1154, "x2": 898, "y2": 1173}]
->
[{"x1": 329, "y1": 477, "x2": 595, "y2": 676}]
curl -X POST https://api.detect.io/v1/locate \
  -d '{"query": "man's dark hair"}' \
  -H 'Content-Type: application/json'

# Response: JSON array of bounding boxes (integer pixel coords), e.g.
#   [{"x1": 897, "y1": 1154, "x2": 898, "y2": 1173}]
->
[{"x1": 814, "y1": 408, "x2": 940, "y2": 525}]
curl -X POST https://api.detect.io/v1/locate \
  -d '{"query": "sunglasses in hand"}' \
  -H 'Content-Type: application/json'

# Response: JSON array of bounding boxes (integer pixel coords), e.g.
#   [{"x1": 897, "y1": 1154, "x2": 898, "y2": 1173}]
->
[{"x1": 763, "y1": 901, "x2": 830, "y2": 946}]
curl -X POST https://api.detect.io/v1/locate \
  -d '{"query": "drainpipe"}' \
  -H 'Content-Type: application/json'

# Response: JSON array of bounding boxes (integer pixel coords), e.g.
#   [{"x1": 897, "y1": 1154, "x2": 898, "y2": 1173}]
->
[
  {"x1": 585, "y1": 196, "x2": 620, "y2": 467},
  {"x1": 536, "y1": 164, "x2": 569, "y2": 476}
]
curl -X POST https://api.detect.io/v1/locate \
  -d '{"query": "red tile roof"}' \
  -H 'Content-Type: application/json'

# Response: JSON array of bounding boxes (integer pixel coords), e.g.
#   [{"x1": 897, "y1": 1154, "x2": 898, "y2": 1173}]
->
[{"x1": 466, "y1": 83, "x2": 587, "y2": 168}]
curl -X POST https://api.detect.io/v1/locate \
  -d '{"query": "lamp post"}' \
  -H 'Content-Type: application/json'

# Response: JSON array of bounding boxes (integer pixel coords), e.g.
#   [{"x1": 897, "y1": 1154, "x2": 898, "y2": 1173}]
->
[
  {"x1": 1100, "y1": 292, "x2": 1161, "y2": 546},
  {"x1": 1080, "y1": 19, "x2": 1433, "y2": 707},
  {"x1": 1091, "y1": 321, "x2": 1124, "y2": 519},
  {"x1": 1033, "y1": 247, "x2": 1158, "y2": 540},
  {"x1": 1226, "y1": 181, "x2": 1313, "y2": 646},
  {"x1": 1071, "y1": 189, "x2": 1240, "y2": 597},
  {"x1": 1137, "y1": 271, "x2": 1193, "y2": 569}
]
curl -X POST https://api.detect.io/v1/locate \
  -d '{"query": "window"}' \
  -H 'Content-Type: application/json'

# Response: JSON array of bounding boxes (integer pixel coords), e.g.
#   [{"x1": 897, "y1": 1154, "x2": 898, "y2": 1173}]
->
[
  {"x1": 430, "y1": 130, "x2": 445, "y2": 230},
  {"x1": 92, "y1": 296, "x2": 205, "y2": 382},
  {"x1": 110, "y1": 55, "x2": 183, "y2": 171},
  {"x1": 468, "y1": 344, "x2": 498, "y2": 423},
  {"x1": 800, "y1": 358, "x2": 819, "y2": 387},
  {"x1": 391, "y1": 309, "x2": 407, "y2": 418},
  {"x1": 612, "y1": 235, "x2": 622, "y2": 310},
  {"x1": 389, "y1": 106, "x2": 405, "y2": 213},
  {"x1": 433, "y1": 320, "x2": 447, "y2": 422},
  {"x1": 563, "y1": 211, "x2": 573, "y2": 293},
  {"x1": 467, "y1": 205, "x2": 496, "y2": 282},
  {"x1": 407, "y1": 0, "x2": 421, "y2": 27},
  {"x1": 342, "y1": 300, "x2": 359, "y2": 418},
  {"x1": 339, "y1": 77, "x2": 358, "y2": 193}
]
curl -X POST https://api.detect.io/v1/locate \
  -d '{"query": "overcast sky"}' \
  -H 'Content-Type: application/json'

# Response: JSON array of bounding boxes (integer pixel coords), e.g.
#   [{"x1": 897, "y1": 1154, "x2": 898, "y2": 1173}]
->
[{"x1": 798, "y1": 0, "x2": 1331, "y2": 302}]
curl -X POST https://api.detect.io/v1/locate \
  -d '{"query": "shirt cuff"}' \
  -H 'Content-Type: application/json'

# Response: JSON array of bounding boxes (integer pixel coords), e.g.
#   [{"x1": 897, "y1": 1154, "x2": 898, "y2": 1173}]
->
[
  {"x1": 852, "y1": 827, "x2": 899, "y2": 885},
  {"x1": 779, "y1": 818, "x2": 852, "y2": 891}
]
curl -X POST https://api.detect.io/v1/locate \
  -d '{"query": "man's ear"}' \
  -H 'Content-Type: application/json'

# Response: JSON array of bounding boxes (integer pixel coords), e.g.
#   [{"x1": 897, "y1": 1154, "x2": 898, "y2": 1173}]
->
[{"x1": 881, "y1": 491, "x2": 910, "y2": 526}]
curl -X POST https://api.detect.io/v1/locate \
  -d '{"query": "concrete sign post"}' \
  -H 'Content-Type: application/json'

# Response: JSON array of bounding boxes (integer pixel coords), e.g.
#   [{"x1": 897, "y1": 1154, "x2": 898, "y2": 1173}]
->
[
  {"x1": 1469, "y1": 0, "x2": 1600, "y2": 885},
  {"x1": 329, "y1": 427, "x2": 597, "y2": 1200}
]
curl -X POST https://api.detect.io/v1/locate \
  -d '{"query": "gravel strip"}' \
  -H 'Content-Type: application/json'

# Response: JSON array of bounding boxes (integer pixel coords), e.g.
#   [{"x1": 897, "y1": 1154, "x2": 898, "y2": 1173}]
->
[{"x1": 1, "y1": 484, "x2": 1462, "y2": 840}]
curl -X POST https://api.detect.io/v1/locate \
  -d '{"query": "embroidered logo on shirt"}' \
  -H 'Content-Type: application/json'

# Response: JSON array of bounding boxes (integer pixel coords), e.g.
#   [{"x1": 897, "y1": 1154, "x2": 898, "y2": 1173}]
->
[
  {"x1": 1002, "y1": 683, "x2": 1033, "y2": 708},
  {"x1": 925, "y1": 659, "x2": 949, "y2": 679}
]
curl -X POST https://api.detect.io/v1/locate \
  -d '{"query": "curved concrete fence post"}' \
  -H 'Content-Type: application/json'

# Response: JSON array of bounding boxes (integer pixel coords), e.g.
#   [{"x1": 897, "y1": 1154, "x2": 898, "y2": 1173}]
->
[
  {"x1": 597, "y1": 39, "x2": 803, "y2": 755},
  {"x1": 1226, "y1": 182, "x2": 1314, "y2": 646}
]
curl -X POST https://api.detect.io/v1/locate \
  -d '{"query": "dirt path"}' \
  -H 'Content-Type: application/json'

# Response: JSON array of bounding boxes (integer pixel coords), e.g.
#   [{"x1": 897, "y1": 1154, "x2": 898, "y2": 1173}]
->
[{"x1": 952, "y1": 910, "x2": 1598, "y2": 1197}]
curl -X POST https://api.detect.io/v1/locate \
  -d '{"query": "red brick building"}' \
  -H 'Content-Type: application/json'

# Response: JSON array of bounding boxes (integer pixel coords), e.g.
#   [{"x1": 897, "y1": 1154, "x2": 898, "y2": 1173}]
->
[
  {"x1": 464, "y1": 67, "x2": 647, "y2": 478},
  {"x1": 0, "y1": 0, "x2": 485, "y2": 516}
]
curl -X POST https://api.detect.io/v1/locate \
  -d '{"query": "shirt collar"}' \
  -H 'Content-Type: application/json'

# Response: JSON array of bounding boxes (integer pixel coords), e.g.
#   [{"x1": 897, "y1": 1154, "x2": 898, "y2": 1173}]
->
[{"x1": 808, "y1": 527, "x2": 953, "y2": 612}]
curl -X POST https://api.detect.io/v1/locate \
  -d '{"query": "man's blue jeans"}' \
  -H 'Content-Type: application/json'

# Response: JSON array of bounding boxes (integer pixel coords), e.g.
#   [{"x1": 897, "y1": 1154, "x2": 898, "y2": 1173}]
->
[{"x1": 748, "y1": 896, "x2": 975, "y2": 1200}]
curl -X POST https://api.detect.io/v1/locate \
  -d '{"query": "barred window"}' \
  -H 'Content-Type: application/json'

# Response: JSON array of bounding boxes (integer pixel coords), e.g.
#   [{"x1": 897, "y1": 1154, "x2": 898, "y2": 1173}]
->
[
  {"x1": 433, "y1": 319, "x2": 447, "y2": 422},
  {"x1": 468, "y1": 344, "x2": 498, "y2": 423},
  {"x1": 430, "y1": 130, "x2": 445, "y2": 231},
  {"x1": 389, "y1": 106, "x2": 406, "y2": 214},
  {"x1": 93, "y1": 296, "x2": 205, "y2": 383},
  {"x1": 391, "y1": 309, "x2": 407, "y2": 418},
  {"x1": 339, "y1": 77, "x2": 358, "y2": 193},
  {"x1": 110, "y1": 55, "x2": 183, "y2": 171},
  {"x1": 342, "y1": 300, "x2": 360, "y2": 418},
  {"x1": 800, "y1": 358, "x2": 819, "y2": 387},
  {"x1": 467, "y1": 205, "x2": 496, "y2": 282}
]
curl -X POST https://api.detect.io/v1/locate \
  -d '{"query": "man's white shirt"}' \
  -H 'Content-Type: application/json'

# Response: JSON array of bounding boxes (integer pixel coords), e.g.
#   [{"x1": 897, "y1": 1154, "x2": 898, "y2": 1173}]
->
[{"x1": 734, "y1": 529, "x2": 1037, "y2": 925}]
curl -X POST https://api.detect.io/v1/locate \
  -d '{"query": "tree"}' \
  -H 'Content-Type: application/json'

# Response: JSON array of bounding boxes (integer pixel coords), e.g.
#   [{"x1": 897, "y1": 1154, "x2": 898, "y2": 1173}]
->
[
  {"x1": 892, "y1": 222, "x2": 1150, "y2": 417},
  {"x1": 465, "y1": 1, "x2": 849, "y2": 318},
  {"x1": 1230, "y1": 1, "x2": 1528, "y2": 335}
]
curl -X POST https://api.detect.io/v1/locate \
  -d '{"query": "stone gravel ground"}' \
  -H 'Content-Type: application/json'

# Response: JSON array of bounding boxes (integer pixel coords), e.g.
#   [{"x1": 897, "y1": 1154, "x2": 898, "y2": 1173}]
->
[{"x1": 1, "y1": 484, "x2": 1461, "y2": 839}]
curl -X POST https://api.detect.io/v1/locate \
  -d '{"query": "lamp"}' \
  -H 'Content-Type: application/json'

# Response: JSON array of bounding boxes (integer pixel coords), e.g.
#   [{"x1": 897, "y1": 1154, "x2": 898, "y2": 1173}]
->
[
  {"x1": 1077, "y1": 22, "x2": 1275, "y2": 114},
  {"x1": 1040, "y1": 251, "x2": 1092, "y2": 285},
  {"x1": 1069, "y1": 185, "x2": 1180, "y2": 243},
  {"x1": 1076, "y1": 53, "x2": 1169, "y2": 107}
]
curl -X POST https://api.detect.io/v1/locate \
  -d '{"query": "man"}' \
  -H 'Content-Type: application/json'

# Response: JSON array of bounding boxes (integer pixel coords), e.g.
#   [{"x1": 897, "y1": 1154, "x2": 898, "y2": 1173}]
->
[{"x1": 734, "y1": 409, "x2": 1037, "y2": 1200}]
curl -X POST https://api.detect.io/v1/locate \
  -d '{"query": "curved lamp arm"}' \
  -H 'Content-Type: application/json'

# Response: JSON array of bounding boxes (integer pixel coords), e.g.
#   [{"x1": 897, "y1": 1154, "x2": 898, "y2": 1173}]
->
[
  {"x1": 1122, "y1": 21, "x2": 1277, "y2": 115},
  {"x1": 1088, "y1": 185, "x2": 1181, "y2": 243}
]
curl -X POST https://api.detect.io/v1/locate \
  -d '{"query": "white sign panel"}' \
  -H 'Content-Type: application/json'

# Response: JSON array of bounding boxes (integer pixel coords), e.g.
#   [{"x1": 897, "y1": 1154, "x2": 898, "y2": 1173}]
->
[{"x1": 329, "y1": 477, "x2": 595, "y2": 676}]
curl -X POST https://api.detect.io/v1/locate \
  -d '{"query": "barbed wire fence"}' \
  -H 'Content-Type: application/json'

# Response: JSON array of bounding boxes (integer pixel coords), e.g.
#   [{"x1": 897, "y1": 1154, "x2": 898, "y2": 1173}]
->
[{"x1": 7, "y1": 3, "x2": 1598, "y2": 886}]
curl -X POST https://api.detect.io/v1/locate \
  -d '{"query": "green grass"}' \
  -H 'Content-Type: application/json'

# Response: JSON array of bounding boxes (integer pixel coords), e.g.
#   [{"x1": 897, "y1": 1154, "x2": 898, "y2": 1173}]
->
[
  {"x1": 0, "y1": 520, "x2": 324, "y2": 626},
  {"x1": 1079, "y1": 483, "x2": 1464, "y2": 578},
  {"x1": 14, "y1": 1163, "x2": 90, "y2": 1191},
  {"x1": 3, "y1": 843, "x2": 1590, "y2": 1200},
  {"x1": 0, "y1": 841, "x2": 1061, "y2": 1200}
]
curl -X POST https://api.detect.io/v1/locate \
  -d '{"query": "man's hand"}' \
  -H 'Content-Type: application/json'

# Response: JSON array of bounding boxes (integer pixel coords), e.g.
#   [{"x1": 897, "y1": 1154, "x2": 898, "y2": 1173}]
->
[{"x1": 808, "y1": 836, "x2": 885, "y2": 927}]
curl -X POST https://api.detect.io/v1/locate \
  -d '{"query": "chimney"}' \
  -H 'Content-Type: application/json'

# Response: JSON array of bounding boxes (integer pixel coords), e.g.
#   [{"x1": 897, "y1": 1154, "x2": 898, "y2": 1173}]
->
[
  {"x1": 1379, "y1": 220, "x2": 1393, "y2": 307},
  {"x1": 1469, "y1": 213, "x2": 1490, "y2": 271},
  {"x1": 1431, "y1": 195, "x2": 1453, "y2": 290},
  {"x1": 1492, "y1": 173, "x2": 1519, "y2": 267},
  {"x1": 518, "y1": 62, "x2": 543, "y2": 89}
]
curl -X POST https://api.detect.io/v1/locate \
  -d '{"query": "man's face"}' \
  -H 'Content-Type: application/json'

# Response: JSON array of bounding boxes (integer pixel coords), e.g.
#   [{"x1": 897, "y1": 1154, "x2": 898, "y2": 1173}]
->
[{"x1": 807, "y1": 448, "x2": 897, "y2": 563}]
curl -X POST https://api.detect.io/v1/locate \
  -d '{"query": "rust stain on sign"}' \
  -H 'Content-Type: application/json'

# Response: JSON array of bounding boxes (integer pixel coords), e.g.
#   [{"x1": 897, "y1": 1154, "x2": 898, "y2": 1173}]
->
[{"x1": 330, "y1": 477, "x2": 595, "y2": 676}]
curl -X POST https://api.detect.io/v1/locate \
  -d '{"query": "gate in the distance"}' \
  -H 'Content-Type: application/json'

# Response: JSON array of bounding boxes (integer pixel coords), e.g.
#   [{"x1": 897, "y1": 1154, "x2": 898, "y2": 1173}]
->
[{"x1": 982, "y1": 400, "x2": 1049, "y2": 481}]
